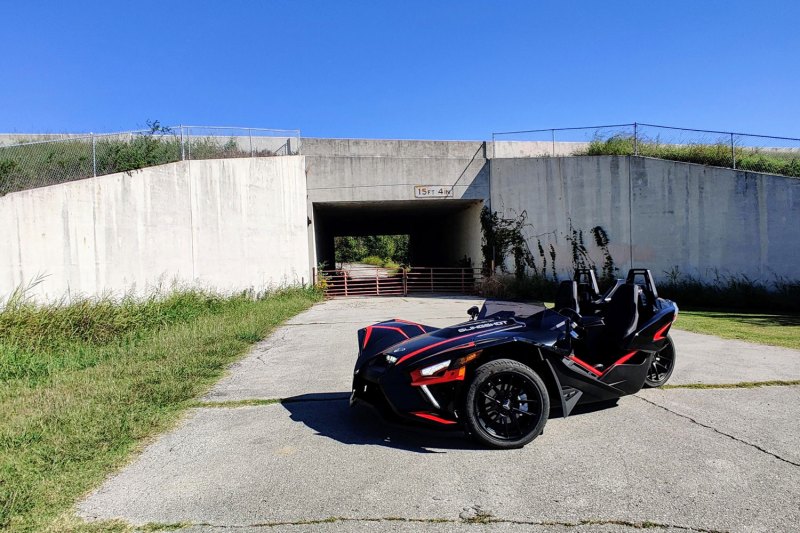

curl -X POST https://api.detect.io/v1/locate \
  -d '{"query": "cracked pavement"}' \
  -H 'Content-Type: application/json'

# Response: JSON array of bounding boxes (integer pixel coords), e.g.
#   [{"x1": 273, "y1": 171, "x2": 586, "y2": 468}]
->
[{"x1": 78, "y1": 297, "x2": 800, "y2": 532}]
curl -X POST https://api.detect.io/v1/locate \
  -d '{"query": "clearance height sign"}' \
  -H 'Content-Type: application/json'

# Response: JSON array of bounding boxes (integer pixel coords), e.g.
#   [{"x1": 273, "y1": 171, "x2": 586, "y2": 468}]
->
[{"x1": 414, "y1": 185, "x2": 453, "y2": 198}]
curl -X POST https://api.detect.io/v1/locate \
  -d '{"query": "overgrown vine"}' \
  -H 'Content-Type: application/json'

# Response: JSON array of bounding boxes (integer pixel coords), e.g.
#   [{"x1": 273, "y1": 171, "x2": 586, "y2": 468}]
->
[
  {"x1": 480, "y1": 207, "x2": 617, "y2": 283},
  {"x1": 480, "y1": 207, "x2": 536, "y2": 278}
]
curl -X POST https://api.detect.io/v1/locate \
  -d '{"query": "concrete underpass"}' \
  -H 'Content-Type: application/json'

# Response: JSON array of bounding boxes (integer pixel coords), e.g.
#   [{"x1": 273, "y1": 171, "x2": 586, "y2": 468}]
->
[
  {"x1": 4, "y1": 137, "x2": 800, "y2": 301},
  {"x1": 312, "y1": 199, "x2": 483, "y2": 268}
]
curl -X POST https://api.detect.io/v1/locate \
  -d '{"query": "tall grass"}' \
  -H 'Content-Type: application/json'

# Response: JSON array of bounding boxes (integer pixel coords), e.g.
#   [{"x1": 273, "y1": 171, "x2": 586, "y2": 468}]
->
[
  {"x1": 0, "y1": 286, "x2": 322, "y2": 532},
  {"x1": 582, "y1": 135, "x2": 800, "y2": 178},
  {"x1": 478, "y1": 273, "x2": 558, "y2": 302},
  {"x1": 658, "y1": 269, "x2": 800, "y2": 313},
  {"x1": 0, "y1": 135, "x2": 276, "y2": 196},
  {"x1": 478, "y1": 269, "x2": 800, "y2": 313}
]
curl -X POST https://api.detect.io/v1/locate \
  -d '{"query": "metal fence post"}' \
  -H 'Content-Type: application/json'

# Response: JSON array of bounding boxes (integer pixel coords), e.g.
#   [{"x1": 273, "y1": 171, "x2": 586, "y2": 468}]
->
[
  {"x1": 186, "y1": 127, "x2": 191, "y2": 160},
  {"x1": 249, "y1": 128, "x2": 253, "y2": 156},
  {"x1": 180, "y1": 125, "x2": 185, "y2": 161},
  {"x1": 551, "y1": 129, "x2": 556, "y2": 156},
  {"x1": 731, "y1": 133, "x2": 736, "y2": 169},
  {"x1": 633, "y1": 122, "x2": 638, "y2": 156},
  {"x1": 91, "y1": 133, "x2": 97, "y2": 177}
]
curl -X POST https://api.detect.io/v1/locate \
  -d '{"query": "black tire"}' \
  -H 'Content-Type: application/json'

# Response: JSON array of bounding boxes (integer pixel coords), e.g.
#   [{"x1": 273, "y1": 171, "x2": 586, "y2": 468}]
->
[
  {"x1": 644, "y1": 335, "x2": 676, "y2": 388},
  {"x1": 462, "y1": 359, "x2": 549, "y2": 449}
]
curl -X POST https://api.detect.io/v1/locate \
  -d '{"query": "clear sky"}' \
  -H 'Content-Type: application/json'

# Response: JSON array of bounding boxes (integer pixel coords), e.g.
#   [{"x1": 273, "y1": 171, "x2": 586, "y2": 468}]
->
[{"x1": 1, "y1": 1, "x2": 798, "y2": 139}]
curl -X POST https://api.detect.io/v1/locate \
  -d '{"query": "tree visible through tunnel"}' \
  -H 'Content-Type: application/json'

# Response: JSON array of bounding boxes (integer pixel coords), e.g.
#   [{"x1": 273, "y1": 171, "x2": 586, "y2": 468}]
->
[{"x1": 334, "y1": 234, "x2": 410, "y2": 268}]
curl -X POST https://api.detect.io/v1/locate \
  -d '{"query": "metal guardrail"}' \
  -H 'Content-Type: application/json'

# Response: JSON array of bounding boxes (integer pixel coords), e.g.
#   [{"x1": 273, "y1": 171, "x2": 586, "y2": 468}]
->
[
  {"x1": 318, "y1": 266, "x2": 483, "y2": 297},
  {"x1": 0, "y1": 125, "x2": 301, "y2": 196}
]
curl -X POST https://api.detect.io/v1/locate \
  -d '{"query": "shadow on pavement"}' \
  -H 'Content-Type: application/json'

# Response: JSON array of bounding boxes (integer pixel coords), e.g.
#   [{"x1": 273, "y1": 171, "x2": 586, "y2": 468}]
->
[
  {"x1": 281, "y1": 392, "x2": 483, "y2": 453},
  {"x1": 282, "y1": 392, "x2": 620, "y2": 452}
]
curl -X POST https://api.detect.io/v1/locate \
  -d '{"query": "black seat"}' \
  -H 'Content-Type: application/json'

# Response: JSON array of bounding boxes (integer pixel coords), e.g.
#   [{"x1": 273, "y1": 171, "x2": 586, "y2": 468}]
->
[
  {"x1": 576, "y1": 282, "x2": 602, "y2": 314},
  {"x1": 595, "y1": 283, "x2": 640, "y2": 353},
  {"x1": 554, "y1": 280, "x2": 580, "y2": 315},
  {"x1": 573, "y1": 269, "x2": 600, "y2": 306},
  {"x1": 626, "y1": 269, "x2": 659, "y2": 321}
]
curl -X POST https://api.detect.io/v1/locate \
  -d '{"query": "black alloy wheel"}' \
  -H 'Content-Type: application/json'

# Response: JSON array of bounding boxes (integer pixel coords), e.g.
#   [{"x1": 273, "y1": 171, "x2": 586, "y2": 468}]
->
[
  {"x1": 463, "y1": 359, "x2": 549, "y2": 449},
  {"x1": 644, "y1": 335, "x2": 676, "y2": 387}
]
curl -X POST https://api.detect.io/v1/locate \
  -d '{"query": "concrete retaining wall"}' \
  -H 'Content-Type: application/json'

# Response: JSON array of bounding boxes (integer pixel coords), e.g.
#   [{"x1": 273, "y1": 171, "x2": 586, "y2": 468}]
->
[
  {"x1": 0, "y1": 157, "x2": 310, "y2": 302},
  {"x1": 490, "y1": 155, "x2": 800, "y2": 282}
]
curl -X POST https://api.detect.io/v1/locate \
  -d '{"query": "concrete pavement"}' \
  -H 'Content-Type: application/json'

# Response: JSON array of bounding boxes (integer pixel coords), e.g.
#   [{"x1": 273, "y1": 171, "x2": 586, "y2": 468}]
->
[{"x1": 78, "y1": 297, "x2": 800, "y2": 532}]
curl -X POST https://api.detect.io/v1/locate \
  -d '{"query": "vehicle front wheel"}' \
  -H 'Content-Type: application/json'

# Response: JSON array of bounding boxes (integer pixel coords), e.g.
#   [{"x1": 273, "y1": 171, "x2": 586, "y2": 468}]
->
[
  {"x1": 644, "y1": 335, "x2": 676, "y2": 388},
  {"x1": 463, "y1": 359, "x2": 549, "y2": 449}
]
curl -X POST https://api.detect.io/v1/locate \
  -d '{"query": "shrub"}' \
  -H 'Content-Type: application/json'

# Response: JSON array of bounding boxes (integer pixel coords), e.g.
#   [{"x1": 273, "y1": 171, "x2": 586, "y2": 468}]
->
[
  {"x1": 658, "y1": 267, "x2": 800, "y2": 312},
  {"x1": 360, "y1": 256, "x2": 385, "y2": 267},
  {"x1": 478, "y1": 272, "x2": 558, "y2": 301},
  {"x1": 582, "y1": 135, "x2": 800, "y2": 178}
]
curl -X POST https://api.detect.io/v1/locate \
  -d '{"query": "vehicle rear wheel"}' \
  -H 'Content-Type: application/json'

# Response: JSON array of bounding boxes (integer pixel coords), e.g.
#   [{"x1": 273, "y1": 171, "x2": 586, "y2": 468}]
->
[
  {"x1": 463, "y1": 359, "x2": 549, "y2": 449},
  {"x1": 644, "y1": 335, "x2": 676, "y2": 387}
]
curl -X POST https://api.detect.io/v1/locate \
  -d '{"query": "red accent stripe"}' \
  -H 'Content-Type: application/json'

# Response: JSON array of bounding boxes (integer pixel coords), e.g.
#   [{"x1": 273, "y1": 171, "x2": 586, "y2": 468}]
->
[
  {"x1": 436, "y1": 341, "x2": 476, "y2": 356},
  {"x1": 611, "y1": 351, "x2": 637, "y2": 367},
  {"x1": 653, "y1": 322, "x2": 671, "y2": 341},
  {"x1": 568, "y1": 355, "x2": 603, "y2": 376},
  {"x1": 394, "y1": 318, "x2": 427, "y2": 333},
  {"x1": 395, "y1": 333, "x2": 475, "y2": 365},
  {"x1": 372, "y1": 325, "x2": 410, "y2": 338},
  {"x1": 363, "y1": 325, "x2": 410, "y2": 350},
  {"x1": 362, "y1": 326, "x2": 373, "y2": 349},
  {"x1": 412, "y1": 412, "x2": 457, "y2": 425}
]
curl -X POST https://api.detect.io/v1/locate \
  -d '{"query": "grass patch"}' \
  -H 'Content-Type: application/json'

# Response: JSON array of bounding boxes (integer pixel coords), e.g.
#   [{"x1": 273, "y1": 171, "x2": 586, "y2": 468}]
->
[
  {"x1": 481, "y1": 271, "x2": 800, "y2": 349},
  {"x1": 674, "y1": 308, "x2": 800, "y2": 350},
  {"x1": 0, "y1": 286, "x2": 322, "y2": 532},
  {"x1": 0, "y1": 127, "x2": 278, "y2": 196},
  {"x1": 360, "y1": 255, "x2": 386, "y2": 267},
  {"x1": 188, "y1": 398, "x2": 283, "y2": 408},
  {"x1": 658, "y1": 271, "x2": 800, "y2": 313},
  {"x1": 479, "y1": 273, "x2": 557, "y2": 302},
  {"x1": 663, "y1": 380, "x2": 800, "y2": 390},
  {"x1": 582, "y1": 135, "x2": 800, "y2": 178}
]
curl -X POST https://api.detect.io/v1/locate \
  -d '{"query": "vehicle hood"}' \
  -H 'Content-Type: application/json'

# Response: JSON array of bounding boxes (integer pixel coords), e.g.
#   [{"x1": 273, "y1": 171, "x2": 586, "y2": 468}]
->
[{"x1": 358, "y1": 317, "x2": 525, "y2": 371}]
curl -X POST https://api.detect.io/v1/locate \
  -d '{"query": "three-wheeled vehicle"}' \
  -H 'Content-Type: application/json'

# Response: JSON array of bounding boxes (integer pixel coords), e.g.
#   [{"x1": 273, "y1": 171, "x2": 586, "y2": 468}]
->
[{"x1": 351, "y1": 268, "x2": 678, "y2": 448}]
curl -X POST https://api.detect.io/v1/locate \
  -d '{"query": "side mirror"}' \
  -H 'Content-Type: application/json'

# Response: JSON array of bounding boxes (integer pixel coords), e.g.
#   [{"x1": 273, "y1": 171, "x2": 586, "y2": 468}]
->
[{"x1": 467, "y1": 306, "x2": 480, "y2": 320}]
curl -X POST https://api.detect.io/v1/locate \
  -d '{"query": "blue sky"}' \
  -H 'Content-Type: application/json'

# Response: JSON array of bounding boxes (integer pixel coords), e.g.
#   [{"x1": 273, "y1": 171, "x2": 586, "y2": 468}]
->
[{"x1": 1, "y1": 1, "x2": 798, "y2": 139}]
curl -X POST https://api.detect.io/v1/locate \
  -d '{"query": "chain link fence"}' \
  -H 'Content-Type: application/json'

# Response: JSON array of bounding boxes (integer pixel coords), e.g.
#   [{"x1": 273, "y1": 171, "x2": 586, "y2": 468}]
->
[
  {"x1": 0, "y1": 126, "x2": 301, "y2": 196},
  {"x1": 492, "y1": 123, "x2": 800, "y2": 178}
]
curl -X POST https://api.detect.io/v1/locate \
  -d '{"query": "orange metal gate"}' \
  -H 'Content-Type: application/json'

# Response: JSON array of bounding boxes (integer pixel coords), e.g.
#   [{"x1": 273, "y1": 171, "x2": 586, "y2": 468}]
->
[{"x1": 317, "y1": 266, "x2": 482, "y2": 297}]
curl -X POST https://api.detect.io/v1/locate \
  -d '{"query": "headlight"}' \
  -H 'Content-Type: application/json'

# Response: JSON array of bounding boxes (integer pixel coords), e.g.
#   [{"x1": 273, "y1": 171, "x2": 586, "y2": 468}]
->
[
  {"x1": 419, "y1": 360, "x2": 451, "y2": 376},
  {"x1": 385, "y1": 354, "x2": 398, "y2": 364}
]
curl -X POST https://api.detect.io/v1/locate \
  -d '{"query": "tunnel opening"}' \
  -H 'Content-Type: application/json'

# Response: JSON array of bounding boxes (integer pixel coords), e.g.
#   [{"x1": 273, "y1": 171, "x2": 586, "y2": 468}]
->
[{"x1": 312, "y1": 200, "x2": 483, "y2": 271}]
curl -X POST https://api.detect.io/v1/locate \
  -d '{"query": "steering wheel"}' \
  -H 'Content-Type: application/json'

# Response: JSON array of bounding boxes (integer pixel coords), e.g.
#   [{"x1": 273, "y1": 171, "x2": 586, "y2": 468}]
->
[{"x1": 558, "y1": 307, "x2": 582, "y2": 324}]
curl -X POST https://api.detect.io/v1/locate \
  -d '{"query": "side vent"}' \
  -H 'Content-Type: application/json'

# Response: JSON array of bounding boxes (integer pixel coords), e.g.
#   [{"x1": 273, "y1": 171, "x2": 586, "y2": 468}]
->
[{"x1": 561, "y1": 386, "x2": 582, "y2": 417}]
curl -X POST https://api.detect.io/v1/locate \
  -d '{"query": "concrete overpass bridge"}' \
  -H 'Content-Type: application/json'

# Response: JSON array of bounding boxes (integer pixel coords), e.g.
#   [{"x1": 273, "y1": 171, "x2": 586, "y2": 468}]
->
[{"x1": 2, "y1": 137, "x2": 799, "y2": 301}]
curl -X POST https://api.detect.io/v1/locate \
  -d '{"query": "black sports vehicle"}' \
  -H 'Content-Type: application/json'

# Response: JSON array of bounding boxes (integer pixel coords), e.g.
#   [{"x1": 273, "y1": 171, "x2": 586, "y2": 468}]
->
[{"x1": 351, "y1": 269, "x2": 678, "y2": 448}]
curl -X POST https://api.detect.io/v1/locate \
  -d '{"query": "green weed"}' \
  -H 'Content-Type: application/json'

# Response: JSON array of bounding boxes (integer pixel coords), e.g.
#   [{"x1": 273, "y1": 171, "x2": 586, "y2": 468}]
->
[
  {"x1": 0, "y1": 286, "x2": 321, "y2": 532},
  {"x1": 582, "y1": 135, "x2": 800, "y2": 178}
]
